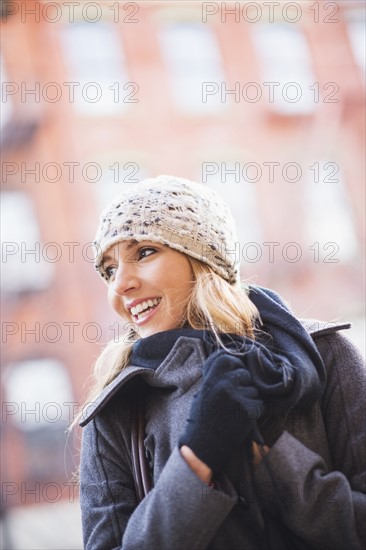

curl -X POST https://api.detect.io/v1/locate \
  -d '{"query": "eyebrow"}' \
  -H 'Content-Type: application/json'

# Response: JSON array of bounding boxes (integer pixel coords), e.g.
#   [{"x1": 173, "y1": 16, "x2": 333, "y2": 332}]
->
[{"x1": 101, "y1": 240, "x2": 138, "y2": 266}]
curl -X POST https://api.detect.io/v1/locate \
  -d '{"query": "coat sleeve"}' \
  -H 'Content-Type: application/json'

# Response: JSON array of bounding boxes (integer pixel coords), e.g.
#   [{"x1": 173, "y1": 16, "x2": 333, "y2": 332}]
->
[
  {"x1": 253, "y1": 331, "x2": 366, "y2": 550},
  {"x1": 80, "y1": 410, "x2": 237, "y2": 550}
]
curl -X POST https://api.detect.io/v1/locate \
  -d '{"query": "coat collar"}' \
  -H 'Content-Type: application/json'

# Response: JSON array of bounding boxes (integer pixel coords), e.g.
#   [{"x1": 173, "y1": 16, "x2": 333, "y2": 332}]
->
[
  {"x1": 301, "y1": 319, "x2": 351, "y2": 337},
  {"x1": 79, "y1": 333, "x2": 207, "y2": 427},
  {"x1": 79, "y1": 320, "x2": 350, "y2": 428}
]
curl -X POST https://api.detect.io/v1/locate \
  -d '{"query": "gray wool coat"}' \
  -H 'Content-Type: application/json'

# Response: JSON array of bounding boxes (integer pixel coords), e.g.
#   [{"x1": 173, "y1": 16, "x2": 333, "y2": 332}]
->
[{"x1": 79, "y1": 321, "x2": 366, "y2": 550}]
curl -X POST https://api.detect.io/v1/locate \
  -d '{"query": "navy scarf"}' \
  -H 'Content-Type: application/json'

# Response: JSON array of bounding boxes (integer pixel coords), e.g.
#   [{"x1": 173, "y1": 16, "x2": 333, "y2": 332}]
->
[{"x1": 130, "y1": 286, "x2": 326, "y2": 416}]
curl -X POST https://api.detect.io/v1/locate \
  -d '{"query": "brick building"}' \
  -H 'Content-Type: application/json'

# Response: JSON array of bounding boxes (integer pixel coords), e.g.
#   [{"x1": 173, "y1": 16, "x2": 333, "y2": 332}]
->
[{"x1": 1, "y1": 0, "x2": 365, "y2": 547}]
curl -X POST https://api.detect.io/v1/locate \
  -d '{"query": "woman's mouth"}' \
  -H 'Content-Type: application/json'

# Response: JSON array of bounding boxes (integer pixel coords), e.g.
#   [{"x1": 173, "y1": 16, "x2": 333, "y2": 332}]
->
[{"x1": 130, "y1": 298, "x2": 161, "y2": 322}]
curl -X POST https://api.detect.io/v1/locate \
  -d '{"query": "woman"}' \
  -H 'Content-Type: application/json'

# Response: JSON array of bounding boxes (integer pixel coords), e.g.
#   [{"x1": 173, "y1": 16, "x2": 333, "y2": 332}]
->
[{"x1": 78, "y1": 175, "x2": 365, "y2": 550}]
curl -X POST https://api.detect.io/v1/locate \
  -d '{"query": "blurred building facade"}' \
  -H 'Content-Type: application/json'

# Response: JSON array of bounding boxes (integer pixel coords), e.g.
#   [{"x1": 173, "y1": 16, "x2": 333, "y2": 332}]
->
[{"x1": 1, "y1": 0, "x2": 365, "y2": 546}]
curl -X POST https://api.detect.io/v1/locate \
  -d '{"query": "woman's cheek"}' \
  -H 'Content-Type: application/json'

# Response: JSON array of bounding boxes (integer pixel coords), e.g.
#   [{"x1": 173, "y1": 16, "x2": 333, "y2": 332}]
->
[{"x1": 108, "y1": 290, "x2": 122, "y2": 316}]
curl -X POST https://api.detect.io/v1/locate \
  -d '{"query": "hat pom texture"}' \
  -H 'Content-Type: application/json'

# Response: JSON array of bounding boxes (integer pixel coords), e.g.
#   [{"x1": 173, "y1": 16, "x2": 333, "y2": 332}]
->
[{"x1": 93, "y1": 175, "x2": 240, "y2": 285}]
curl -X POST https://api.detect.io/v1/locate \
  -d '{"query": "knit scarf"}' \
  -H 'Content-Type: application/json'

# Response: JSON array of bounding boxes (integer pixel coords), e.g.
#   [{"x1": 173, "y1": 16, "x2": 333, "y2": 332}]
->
[{"x1": 130, "y1": 285, "x2": 326, "y2": 421}]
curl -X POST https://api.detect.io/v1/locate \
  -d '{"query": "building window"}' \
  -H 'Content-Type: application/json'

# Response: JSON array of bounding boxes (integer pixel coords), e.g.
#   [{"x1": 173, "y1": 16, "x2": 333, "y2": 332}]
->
[
  {"x1": 0, "y1": 56, "x2": 13, "y2": 130},
  {"x1": 4, "y1": 358, "x2": 74, "y2": 433},
  {"x1": 345, "y1": 9, "x2": 366, "y2": 80},
  {"x1": 1, "y1": 192, "x2": 53, "y2": 294},
  {"x1": 304, "y1": 161, "x2": 358, "y2": 262},
  {"x1": 3, "y1": 358, "x2": 75, "y2": 480},
  {"x1": 199, "y1": 162, "x2": 262, "y2": 247},
  {"x1": 61, "y1": 22, "x2": 129, "y2": 116},
  {"x1": 251, "y1": 24, "x2": 316, "y2": 115},
  {"x1": 89, "y1": 154, "x2": 148, "y2": 210},
  {"x1": 159, "y1": 23, "x2": 226, "y2": 114},
  {"x1": 1, "y1": 56, "x2": 40, "y2": 152}
]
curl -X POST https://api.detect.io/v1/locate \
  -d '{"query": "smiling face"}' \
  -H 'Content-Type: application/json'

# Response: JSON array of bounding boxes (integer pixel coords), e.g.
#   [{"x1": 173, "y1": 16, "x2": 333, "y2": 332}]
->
[{"x1": 102, "y1": 240, "x2": 194, "y2": 338}]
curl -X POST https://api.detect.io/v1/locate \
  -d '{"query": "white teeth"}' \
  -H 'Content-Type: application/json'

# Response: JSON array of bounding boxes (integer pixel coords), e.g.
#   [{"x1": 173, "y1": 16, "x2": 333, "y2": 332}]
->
[{"x1": 130, "y1": 298, "x2": 160, "y2": 317}]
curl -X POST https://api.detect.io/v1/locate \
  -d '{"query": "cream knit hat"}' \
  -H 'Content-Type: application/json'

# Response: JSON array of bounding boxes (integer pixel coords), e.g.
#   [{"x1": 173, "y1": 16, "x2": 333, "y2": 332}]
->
[{"x1": 93, "y1": 175, "x2": 240, "y2": 284}]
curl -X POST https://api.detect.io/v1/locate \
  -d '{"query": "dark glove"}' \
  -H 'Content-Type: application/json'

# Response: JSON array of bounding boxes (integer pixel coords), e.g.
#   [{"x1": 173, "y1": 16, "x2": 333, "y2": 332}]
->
[{"x1": 178, "y1": 349, "x2": 264, "y2": 474}]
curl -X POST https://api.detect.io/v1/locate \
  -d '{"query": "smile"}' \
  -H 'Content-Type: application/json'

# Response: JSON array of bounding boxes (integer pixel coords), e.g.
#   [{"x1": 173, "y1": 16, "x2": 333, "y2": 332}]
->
[{"x1": 130, "y1": 298, "x2": 161, "y2": 321}]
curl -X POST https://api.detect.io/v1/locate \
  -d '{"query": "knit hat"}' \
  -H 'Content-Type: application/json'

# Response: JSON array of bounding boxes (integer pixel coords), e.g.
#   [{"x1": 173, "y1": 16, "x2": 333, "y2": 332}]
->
[{"x1": 93, "y1": 175, "x2": 240, "y2": 284}]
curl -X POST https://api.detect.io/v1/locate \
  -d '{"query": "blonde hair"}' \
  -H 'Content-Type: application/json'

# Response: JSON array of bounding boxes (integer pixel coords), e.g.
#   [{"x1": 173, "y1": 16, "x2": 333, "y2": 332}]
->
[{"x1": 71, "y1": 257, "x2": 258, "y2": 428}]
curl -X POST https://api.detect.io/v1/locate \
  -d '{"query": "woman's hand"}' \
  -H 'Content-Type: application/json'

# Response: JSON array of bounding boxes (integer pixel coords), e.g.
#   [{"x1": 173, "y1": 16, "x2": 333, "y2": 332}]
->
[
  {"x1": 178, "y1": 350, "x2": 264, "y2": 475},
  {"x1": 252, "y1": 441, "x2": 270, "y2": 467},
  {"x1": 181, "y1": 442, "x2": 270, "y2": 482},
  {"x1": 180, "y1": 445, "x2": 213, "y2": 483}
]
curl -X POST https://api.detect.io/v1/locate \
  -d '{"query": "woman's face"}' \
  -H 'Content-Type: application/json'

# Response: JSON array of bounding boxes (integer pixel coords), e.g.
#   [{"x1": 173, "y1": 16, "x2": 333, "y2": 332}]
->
[{"x1": 101, "y1": 240, "x2": 194, "y2": 338}]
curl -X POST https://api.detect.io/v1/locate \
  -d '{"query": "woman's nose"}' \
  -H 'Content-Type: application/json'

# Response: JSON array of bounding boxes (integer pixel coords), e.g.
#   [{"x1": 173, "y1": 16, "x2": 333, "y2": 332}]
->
[{"x1": 111, "y1": 262, "x2": 139, "y2": 295}]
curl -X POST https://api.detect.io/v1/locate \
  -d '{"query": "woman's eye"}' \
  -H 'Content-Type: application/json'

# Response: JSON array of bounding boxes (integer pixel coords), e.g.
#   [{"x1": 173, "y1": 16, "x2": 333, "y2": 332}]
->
[
  {"x1": 138, "y1": 247, "x2": 157, "y2": 260},
  {"x1": 105, "y1": 266, "x2": 117, "y2": 279}
]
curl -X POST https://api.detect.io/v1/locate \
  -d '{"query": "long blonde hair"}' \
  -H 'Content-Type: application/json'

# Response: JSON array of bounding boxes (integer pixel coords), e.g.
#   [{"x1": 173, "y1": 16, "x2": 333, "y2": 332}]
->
[{"x1": 71, "y1": 257, "x2": 258, "y2": 428}]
